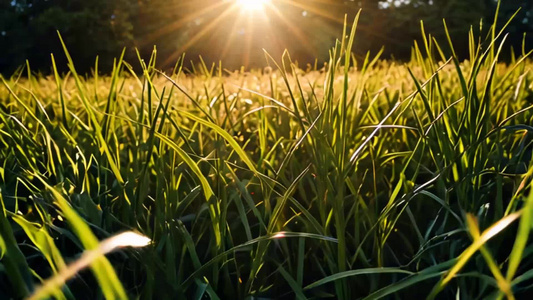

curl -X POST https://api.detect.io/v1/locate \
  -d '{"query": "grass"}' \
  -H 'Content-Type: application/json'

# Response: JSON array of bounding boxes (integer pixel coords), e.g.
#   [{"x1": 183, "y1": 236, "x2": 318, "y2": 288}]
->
[{"x1": 1, "y1": 6, "x2": 533, "y2": 299}]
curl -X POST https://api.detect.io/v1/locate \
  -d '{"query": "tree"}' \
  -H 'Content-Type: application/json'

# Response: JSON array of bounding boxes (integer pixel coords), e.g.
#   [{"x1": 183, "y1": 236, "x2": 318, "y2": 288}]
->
[
  {"x1": 0, "y1": 0, "x2": 32, "y2": 74},
  {"x1": 0, "y1": 0, "x2": 530, "y2": 74},
  {"x1": 0, "y1": 0, "x2": 135, "y2": 74}
]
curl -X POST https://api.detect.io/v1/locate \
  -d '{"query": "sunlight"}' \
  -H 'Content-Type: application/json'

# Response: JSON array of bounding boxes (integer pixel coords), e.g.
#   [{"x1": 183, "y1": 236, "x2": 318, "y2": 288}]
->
[{"x1": 236, "y1": 0, "x2": 270, "y2": 12}]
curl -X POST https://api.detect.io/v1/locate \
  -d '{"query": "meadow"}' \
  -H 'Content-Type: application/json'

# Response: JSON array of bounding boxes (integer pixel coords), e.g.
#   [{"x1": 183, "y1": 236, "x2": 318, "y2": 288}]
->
[{"x1": 1, "y1": 12, "x2": 533, "y2": 299}]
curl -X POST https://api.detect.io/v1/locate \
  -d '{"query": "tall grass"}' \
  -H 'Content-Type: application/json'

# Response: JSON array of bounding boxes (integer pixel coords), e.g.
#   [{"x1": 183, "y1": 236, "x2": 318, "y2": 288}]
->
[{"x1": 1, "y1": 6, "x2": 533, "y2": 299}]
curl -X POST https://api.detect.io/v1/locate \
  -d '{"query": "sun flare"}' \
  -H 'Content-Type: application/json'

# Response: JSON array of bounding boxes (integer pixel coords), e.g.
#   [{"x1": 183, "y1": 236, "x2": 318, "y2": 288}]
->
[{"x1": 236, "y1": 0, "x2": 270, "y2": 12}]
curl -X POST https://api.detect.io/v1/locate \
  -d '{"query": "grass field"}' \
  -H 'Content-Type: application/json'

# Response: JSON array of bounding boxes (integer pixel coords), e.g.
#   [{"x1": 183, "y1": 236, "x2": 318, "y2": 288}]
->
[{"x1": 1, "y1": 12, "x2": 533, "y2": 299}]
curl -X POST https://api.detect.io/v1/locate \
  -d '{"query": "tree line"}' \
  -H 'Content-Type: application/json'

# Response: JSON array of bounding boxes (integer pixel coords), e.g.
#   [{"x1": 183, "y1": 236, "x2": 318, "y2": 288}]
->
[{"x1": 0, "y1": 0, "x2": 531, "y2": 74}]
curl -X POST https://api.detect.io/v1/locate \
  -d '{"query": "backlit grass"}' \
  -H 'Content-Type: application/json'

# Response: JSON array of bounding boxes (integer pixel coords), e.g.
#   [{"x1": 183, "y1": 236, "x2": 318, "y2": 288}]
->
[{"x1": 1, "y1": 8, "x2": 533, "y2": 299}]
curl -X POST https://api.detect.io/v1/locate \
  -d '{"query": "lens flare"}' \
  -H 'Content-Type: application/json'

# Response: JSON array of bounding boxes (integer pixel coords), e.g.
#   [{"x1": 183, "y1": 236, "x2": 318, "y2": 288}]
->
[{"x1": 236, "y1": 0, "x2": 270, "y2": 12}]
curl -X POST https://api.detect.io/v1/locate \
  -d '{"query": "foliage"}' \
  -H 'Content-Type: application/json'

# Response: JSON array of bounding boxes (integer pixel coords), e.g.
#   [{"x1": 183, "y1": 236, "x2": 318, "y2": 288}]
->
[
  {"x1": 1, "y1": 0, "x2": 531, "y2": 74},
  {"x1": 0, "y1": 0, "x2": 135, "y2": 74},
  {"x1": 1, "y1": 6, "x2": 533, "y2": 299}
]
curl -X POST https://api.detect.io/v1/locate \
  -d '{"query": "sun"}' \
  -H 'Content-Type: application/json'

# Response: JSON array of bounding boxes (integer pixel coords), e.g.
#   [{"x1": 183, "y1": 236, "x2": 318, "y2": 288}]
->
[{"x1": 236, "y1": 0, "x2": 270, "y2": 12}]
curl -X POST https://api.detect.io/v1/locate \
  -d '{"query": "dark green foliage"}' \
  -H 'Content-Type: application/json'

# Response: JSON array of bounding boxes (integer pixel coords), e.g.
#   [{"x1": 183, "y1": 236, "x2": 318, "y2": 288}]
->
[
  {"x1": 1, "y1": 0, "x2": 531, "y2": 74},
  {"x1": 0, "y1": 0, "x2": 135, "y2": 74}
]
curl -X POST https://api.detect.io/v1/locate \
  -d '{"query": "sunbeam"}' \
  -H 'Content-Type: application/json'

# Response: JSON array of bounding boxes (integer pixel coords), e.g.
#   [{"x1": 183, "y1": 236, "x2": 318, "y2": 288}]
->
[
  {"x1": 161, "y1": 4, "x2": 239, "y2": 67},
  {"x1": 139, "y1": 1, "x2": 228, "y2": 48},
  {"x1": 236, "y1": 0, "x2": 271, "y2": 12}
]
